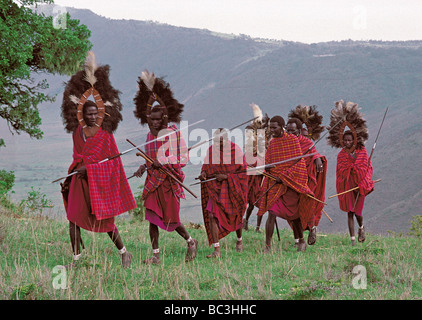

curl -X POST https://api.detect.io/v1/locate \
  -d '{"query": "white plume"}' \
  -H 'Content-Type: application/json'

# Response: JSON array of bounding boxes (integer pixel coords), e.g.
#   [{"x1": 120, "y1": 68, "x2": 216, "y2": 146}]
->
[
  {"x1": 140, "y1": 70, "x2": 156, "y2": 91},
  {"x1": 250, "y1": 103, "x2": 263, "y2": 122},
  {"x1": 69, "y1": 95, "x2": 80, "y2": 104},
  {"x1": 83, "y1": 51, "x2": 98, "y2": 86}
]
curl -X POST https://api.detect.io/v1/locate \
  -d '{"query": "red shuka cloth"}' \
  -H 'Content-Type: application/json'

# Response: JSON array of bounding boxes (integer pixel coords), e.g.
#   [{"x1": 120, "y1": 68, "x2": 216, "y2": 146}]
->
[
  {"x1": 142, "y1": 125, "x2": 188, "y2": 230},
  {"x1": 296, "y1": 135, "x2": 327, "y2": 229},
  {"x1": 336, "y1": 147, "x2": 374, "y2": 216},
  {"x1": 245, "y1": 152, "x2": 265, "y2": 206},
  {"x1": 257, "y1": 133, "x2": 313, "y2": 229},
  {"x1": 201, "y1": 141, "x2": 248, "y2": 246},
  {"x1": 65, "y1": 127, "x2": 136, "y2": 232}
]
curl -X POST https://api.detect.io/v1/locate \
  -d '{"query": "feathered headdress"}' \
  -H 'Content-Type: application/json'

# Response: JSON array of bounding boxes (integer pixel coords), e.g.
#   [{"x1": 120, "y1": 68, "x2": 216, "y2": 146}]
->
[
  {"x1": 288, "y1": 105, "x2": 325, "y2": 141},
  {"x1": 326, "y1": 100, "x2": 369, "y2": 153},
  {"x1": 61, "y1": 51, "x2": 123, "y2": 136},
  {"x1": 133, "y1": 70, "x2": 183, "y2": 128},
  {"x1": 245, "y1": 103, "x2": 271, "y2": 154}
]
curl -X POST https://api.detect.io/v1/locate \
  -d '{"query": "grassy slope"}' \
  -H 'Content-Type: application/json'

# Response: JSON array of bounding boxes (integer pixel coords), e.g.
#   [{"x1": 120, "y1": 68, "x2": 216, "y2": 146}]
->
[{"x1": 0, "y1": 206, "x2": 421, "y2": 300}]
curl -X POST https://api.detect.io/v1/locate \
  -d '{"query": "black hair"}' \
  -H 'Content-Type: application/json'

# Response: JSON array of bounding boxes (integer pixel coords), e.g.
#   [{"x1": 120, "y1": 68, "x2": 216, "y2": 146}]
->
[
  {"x1": 83, "y1": 100, "x2": 97, "y2": 112},
  {"x1": 287, "y1": 118, "x2": 303, "y2": 129},
  {"x1": 270, "y1": 115, "x2": 285, "y2": 128}
]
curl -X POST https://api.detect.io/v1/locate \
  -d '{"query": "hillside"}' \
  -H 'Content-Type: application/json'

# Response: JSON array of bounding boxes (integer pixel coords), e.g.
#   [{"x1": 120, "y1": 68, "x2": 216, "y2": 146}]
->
[{"x1": 0, "y1": 5, "x2": 421, "y2": 235}]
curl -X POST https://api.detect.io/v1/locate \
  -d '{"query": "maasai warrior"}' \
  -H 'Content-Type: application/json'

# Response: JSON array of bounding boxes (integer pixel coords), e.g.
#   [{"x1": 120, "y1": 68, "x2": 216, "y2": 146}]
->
[
  {"x1": 243, "y1": 104, "x2": 269, "y2": 233},
  {"x1": 286, "y1": 113, "x2": 327, "y2": 245},
  {"x1": 199, "y1": 129, "x2": 248, "y2": 258},
  {"x1": 257, "y1": 116, "x2": 313, "y2": 252},
  {"x1": 133, "y1": 71, "x2": 197, "y2": 264},
  {"x1": 327, "y1": 100, "x2": 374, "y2": 245},
  {"x1": 61, "y1": 52, "x2": 136, "y2": 268}
]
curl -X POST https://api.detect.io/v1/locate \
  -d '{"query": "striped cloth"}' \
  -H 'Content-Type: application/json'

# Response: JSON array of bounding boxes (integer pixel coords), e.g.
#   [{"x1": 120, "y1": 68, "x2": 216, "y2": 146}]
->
[
  {"x1": 257, "y1": 133, "x2": 313, "y2": 221},
  {"x1": 142, "y1": 124, "x2": 188, "y2": 201},
  {"x1": 201, "y1": 141, "x2": 248, "y2": 246},
  {"x1": 296, "y1": 135, "x2": 327, "y2": 229},
  {"x1": 68, "y1": 127, "x2": 137, "y2": 221},
  {"x1": 336, "y1": 147, "x2": 374, "y2": 214}
]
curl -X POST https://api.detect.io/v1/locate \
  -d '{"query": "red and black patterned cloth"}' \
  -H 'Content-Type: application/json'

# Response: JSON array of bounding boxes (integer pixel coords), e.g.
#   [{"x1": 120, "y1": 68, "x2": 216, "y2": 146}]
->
[
  {"x1": 336, "y1": 147, "x2": 374, "y2": 215},
  {"x1": 201, "y1": 141, "x2": 248, "y2": 246}
]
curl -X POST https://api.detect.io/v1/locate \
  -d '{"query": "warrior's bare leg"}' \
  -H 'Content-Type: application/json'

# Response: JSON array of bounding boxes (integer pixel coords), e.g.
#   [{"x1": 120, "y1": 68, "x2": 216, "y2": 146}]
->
[
  {"x1": 144, "y1": 222, "x2": 161, "y2": 264},
  {"x1": 265, "y1": 212, "x2": 276, "y2": 252},
  {"x1": 256, "y1": 214, "x2": 263, "y2": 232},
  {"x1": 355, "y1": 214, "x2": 365, "y2": 242},
  {"x1": 69, "y1": 221, "x2": 81, "y2": 257},
  {"x1": 175, "y1": 224, "x2": 198, "y2": 261},
  {"x1": 348, "y1": 211, "x2": 356, "y2": 245},
  {"x1": 206, "y1": 213, "x2": 221, "y2": 258},
  {"x1": 292, "y1": 218, "x2": 306, "y2": 252},
  {"x1": 108, "y1": 226, "x2": 132, "y2": 268},
  {"x1": 235, "y1": 228, "x2": 243, "y2": 252},
  {"x1": 243, "y1": 203, "x2": 254, "y2": 230}
]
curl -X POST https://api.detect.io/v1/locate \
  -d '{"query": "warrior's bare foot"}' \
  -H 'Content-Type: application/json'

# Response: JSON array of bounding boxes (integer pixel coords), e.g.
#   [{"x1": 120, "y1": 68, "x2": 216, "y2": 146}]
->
[
  {"x1": 64, "y1": 261, "x2": 78, "y2": 270},
  {"x1": 264, "y1": 245, "x2": 271, "y2": 254},
  {"x1": 358, "y1": 226, "x2": 365, "y2": 242},
  {"x1": 206, "y1": 250, "x2": 221, "y2": 259},
  {"x1": 243, "y1": 219, "x2": 249, "y2": 231},
  {"x1": 308, "y1": 226, "x2": 317, "y2": 245},
  {"x1": 235, "y1": 240, "x2": 243, "y2": 253},
  {"x1": 121, "y1": 251, "x2": 132, "y2": 268},
  {"x1": 297, "y1": 238, "x2": 307, "y2": 252},
  {"x1": 185, "y1": 239, "x2": 198, "y2": 262},
  {"x1": 143, "y1": 255, "x2": 161, "y2": 265}
]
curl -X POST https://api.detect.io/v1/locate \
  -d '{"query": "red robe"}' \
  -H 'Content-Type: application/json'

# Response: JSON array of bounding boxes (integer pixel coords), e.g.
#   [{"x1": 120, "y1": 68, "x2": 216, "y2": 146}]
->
[
  {"x1": 257, "y1": 133, "x2": 313, "y2": 229},
  {"x1": 201, "y1": 141, "x2": 248, "y2": 246},
  {"x1": 245, "y1": 151, "x2": 265, "y2": 206},
  {"x1": 336, "y1": 147, "x2": 374, "y2": 216},
  {"x1": 296, "y1": 135, "x2": 327, "y2": 229},
  {"x1": 65, "y1": 126, "x2": 136, "y2": 232},
  {"x1": 142, "y1": 125, "x2": 188, "y2": 231}
]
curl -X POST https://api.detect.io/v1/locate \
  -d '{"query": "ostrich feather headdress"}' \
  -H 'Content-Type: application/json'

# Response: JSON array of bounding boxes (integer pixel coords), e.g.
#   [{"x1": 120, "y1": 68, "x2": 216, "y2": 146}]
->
[
  {"x1": 326, "y1": 100, "x2": 369, "y2": 152},
  {"x1": 245, "y1": 103, "x2": 271, "y2": 154},
  {"x1": 288, "y1": 104, "x2": 325, "y2": 140},
  {"x1": 61, "y1": 51, "x2": 123, "y2": 136},
  {"x1": 133, "y1": 70, "x2": 184, "y2": 128}
]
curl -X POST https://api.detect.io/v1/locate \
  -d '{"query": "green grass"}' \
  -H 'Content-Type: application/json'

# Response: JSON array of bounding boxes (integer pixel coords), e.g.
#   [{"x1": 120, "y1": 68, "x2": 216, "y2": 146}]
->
[{"x1": 0, "y1": 205, "x2": 421, "y2": 300}]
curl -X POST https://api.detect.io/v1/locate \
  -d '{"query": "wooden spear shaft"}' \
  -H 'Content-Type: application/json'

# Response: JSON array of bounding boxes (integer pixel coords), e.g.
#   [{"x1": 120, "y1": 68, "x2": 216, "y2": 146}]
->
[
  {"x1": 328, "y1": 179, "x2": 382, "y2": 199},
  {"x1": 257, "y1": 169, "x2": 327, "y2": 205}
]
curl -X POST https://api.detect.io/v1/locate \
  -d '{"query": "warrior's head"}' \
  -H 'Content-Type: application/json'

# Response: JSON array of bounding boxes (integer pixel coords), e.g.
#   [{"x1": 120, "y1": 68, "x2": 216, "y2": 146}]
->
[
  {"x1": 213, "y1": 128, "x2": 229, "y2": 151},
  {"x1": 269, "y1": 116, "x2": 285, "y2": 138},
  {"x1": 342, "y1": 130, "x2": 355, "y2": 150},
  {"x1": 286, "y1": 118, "x2": 303, "y2": 137},
  {"x1": 83, "y1": 100, "x2": 98, "y2": 128}
]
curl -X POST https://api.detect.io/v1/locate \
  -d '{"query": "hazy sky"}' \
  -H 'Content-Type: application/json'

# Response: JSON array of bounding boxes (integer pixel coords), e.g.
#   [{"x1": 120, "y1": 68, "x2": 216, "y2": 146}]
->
[{"x1": 51, "y1": 0, "x2": 421, "y2": 43}]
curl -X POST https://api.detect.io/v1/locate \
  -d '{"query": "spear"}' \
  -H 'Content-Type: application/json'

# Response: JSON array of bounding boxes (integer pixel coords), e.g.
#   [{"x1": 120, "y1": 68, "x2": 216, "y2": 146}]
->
[
  {"x1": 328, "y1": 179, "x2": 382, "y2": 199},
  {"x1": 352, "y1": 106, "x2": 388, "y2": 210},
  {"x1": 187, "y1": 116, "x2": 258, "y2": 152},
  {"x1": 190, "y1": 152, "x2": 317, "y2": 186},
  {"x1": 51, "y1": 119, "x2": 204, "y2": 183}
]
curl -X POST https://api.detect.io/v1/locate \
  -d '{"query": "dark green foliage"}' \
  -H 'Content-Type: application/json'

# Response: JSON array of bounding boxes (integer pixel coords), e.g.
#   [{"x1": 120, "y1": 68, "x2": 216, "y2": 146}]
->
[{"x1": 0, "y1": 0, "x2": 92, "y2": 139}]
